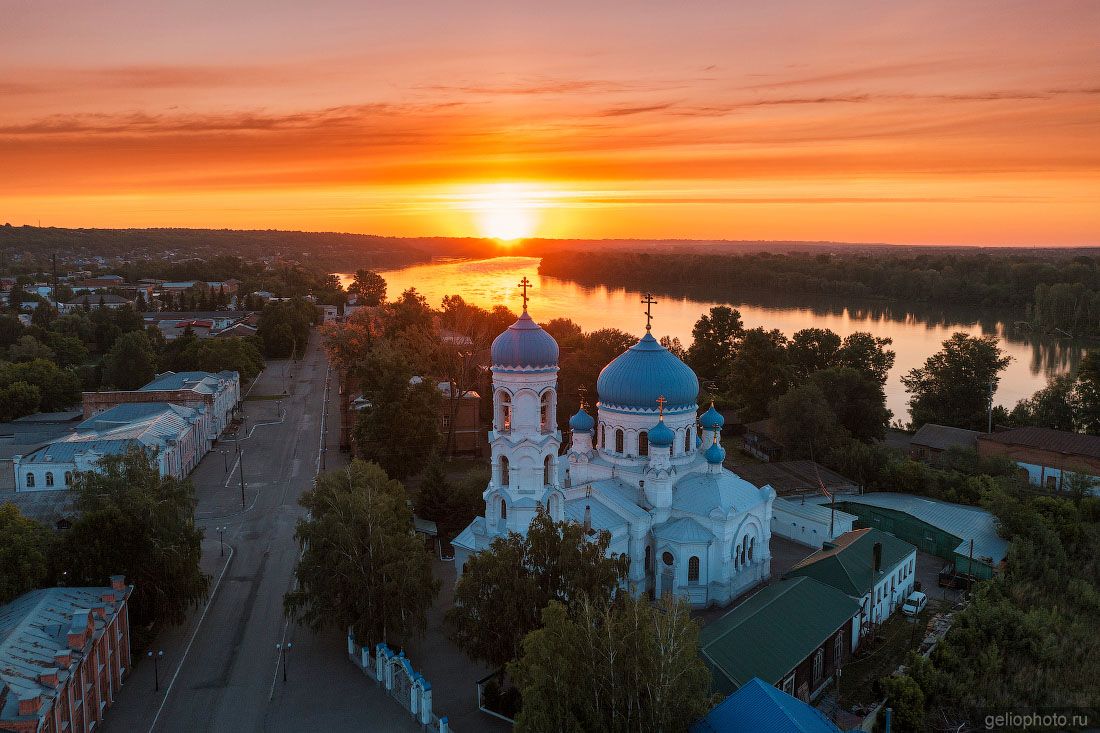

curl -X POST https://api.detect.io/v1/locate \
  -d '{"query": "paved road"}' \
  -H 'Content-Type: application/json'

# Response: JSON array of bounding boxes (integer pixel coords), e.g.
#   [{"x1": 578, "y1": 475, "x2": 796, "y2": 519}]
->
[{"x1": 105, "y1": 338, "x2": 419, "y2": 733}]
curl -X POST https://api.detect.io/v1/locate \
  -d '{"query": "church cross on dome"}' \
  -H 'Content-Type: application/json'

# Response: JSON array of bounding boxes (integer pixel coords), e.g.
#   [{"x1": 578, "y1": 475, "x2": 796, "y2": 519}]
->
[
  {"x1": 642, "y1": 292, "x2": 657, "y2": 331},
  {"x1": 518, "y1": 277, "x2": 532, "y2": 311},
  {"x1": 656, "y1": 394, "x2": 666, "y2": 420}
]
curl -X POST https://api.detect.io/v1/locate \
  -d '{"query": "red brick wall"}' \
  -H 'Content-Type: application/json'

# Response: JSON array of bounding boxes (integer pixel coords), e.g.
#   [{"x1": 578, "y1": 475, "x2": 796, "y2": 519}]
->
[
  {"x1": 977, "y1": 438, "x2": 1100, "y2": 476},
  {"x1": 82, "y1": 389, "x2": 214, "y2": 419}
]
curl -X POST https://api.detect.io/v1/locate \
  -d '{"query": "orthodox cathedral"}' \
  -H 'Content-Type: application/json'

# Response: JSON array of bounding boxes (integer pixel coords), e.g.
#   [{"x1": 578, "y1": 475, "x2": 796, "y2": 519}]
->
[{"x1": 452, "y1": 288, "x2": 775, "y2": 609}]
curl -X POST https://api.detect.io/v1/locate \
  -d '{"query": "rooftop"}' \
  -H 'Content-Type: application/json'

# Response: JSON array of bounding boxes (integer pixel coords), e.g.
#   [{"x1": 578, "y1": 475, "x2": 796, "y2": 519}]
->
[
  {"x1": 139, "y1": 370, "x2": 238, "y2": 393},
  {"x1": 732, "y1": 461, "x2": 858, "y2": 497},
  {"x1": 700, "y1": 577, "x2": 859, "y2": 694},
  {"x1": 911, "y1": 423, "x2": 980, "y2": 452},
  {"x1": 979, "y1": 426, "x2": 1100, "y2": 459},
  {"x1": 691, "y1": 677, "x2": 842, "y2": 733},
  {"x1": 784, "y1": 527, "x2": 916, "y2": 597}
]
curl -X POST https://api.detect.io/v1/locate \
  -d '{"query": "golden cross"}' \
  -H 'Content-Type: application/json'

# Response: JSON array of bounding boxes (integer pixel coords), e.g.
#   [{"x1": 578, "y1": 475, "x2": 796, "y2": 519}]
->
[
  {"x1": 641, "y1": 292, "x2": 657, "y2": 331},
  {"x1": 518, "y1": 277, "x2": 531, "y2": 311},
  {"x1": 656, "y1": 395, "x2": 666, "y2": 419}
]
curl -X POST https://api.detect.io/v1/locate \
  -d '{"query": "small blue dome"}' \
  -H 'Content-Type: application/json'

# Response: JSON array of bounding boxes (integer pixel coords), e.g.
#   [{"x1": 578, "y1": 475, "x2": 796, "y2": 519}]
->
[
  {"x1": 596, "y1": 333, "x2": 699, "y2": 410},
  {"x1": 705, "y1": 441, "x2": 726, "y2": 465},
  {"x1": 491, "y1": 312, "x2": 559, "y2": 369},
  {"x1": 569, "y1": 407, "x2": 595, "y2": 432},
  {"x1": 700, "y1": 404, "x2": 725, "y2": 430},
  {"x1": 648, "y1": 419, "x2": 675, "y2": 447}
]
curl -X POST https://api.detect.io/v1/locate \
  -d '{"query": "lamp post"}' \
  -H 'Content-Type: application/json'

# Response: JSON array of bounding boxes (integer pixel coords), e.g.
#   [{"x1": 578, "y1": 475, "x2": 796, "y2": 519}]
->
[
  {"x1": 239, "y1": 449, "x2": 246, "y2": 509},
  {"x1": 276, "y1": 642, "x2": 292, "y2": 682},
  {"x1": 220, "y1": 449, "x2": 228, "y2": 473},
  {"x1": 217, "y1": 526, "x2": 227, "y2": 557},
  {"x1": 148, "y1": 650, "x2": 164, "y2": 691}
]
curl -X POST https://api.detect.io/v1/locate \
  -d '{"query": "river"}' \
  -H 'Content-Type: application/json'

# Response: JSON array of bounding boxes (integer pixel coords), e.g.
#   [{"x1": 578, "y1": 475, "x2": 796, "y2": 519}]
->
[{"x1": 341, "y1": 256, "x2": 1085, "y2": 422}]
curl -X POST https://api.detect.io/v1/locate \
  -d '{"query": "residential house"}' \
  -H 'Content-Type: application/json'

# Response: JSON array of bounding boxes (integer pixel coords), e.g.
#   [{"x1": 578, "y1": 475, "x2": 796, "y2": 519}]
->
[
  {"x1": 0, "y1": 577, "x2": 133, "y2": 733},
  {"x1": 691, "y1": 677, "x2": 842, "y2": 733},
  {"x1": 910, "y1": 423, "x2": 979, "y2": 461},
  {"x1": 784, "y1": 527, "x2": 917, "y2": 638},
  {"x1": 59, "y1": 293, "x2": 133, "y2": 313},
  {"x1": 770, "y1": 497, "x2": 856, "y2": 549},
  {"x1": 742, "y1": 419, "x2": 783, "y2": 462},
  {"x1": 700, "y1": 577, "x2": 860, "y2": 702},
  {"x1": 79, "y1": 275, "x2": 125, "y2": 288},
  {"x1": 978, "y1": 426, "x2": 1100, "y2": 493},
  {"x1": 813, "y1": 492, "x2": 1008, "y2": 580}
]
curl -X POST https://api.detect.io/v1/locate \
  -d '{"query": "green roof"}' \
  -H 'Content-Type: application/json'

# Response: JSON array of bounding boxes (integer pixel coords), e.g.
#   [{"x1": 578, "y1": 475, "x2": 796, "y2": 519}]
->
[
  {"x1": 783, "y1": 528, "x2": 915, "y2": 598},
  {"x1": 700, "y1": 577, "x2": 859, "y2": 694}
]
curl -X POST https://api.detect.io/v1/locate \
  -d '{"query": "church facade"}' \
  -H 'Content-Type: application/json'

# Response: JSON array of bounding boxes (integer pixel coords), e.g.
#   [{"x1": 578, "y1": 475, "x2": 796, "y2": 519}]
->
[{"x1": 452, "y1": 301, "x2": 775, "y2": 609}]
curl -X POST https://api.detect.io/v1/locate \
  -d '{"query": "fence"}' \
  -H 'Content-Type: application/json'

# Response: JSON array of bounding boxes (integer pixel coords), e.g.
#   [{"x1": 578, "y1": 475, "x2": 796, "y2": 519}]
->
[{"x1": 347, "y1": 629, "x2": 451, "y2": 732}]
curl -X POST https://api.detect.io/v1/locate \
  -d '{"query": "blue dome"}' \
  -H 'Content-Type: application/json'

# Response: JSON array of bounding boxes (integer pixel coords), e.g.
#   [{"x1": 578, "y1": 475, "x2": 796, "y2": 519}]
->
[
  {"x1": 569, "y1": 407, "x2": 595, "y2": 432},
  {"x1": 648, "y1": 419, "x2": 675, "y2": 447},
  {"x1": 700, "y1": 404, "x2": 725, "y2": 430},
  {"x1": 705, "y1": 441, "x2": 726, "y2": 465},
  {"x1": 596, "y1": 333, "x2": 699, "y2": 410},
  {"x1": 491, "y1": 312, "x2": 559, "y2": 369}
]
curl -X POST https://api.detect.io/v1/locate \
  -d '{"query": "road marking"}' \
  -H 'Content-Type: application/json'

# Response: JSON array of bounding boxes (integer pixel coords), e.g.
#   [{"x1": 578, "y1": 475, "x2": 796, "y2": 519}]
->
[{"x1": 148, "y1": 541, "x2": 235, "y2": 733}]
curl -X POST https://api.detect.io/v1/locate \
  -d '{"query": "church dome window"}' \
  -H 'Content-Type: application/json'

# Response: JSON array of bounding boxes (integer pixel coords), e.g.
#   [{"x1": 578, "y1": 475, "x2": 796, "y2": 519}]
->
[
  {"x1": 639, "y1": 431, "x2": 648, "y2": 456},
  {"x1": 500, "y1": 456, "x2": 510, "y2": 486},
  {"x1": 615, "y1": 429, "x2": 624, "y2": 454},
  {"x1": 662, "y1": 551, "x2": 674, "y2": 567}
]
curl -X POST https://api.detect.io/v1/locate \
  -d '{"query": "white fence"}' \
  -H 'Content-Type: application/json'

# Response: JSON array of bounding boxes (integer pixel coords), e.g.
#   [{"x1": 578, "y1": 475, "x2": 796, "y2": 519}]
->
[{"x1": 347, "y1": 629, "x2": 450, "y2": 732}]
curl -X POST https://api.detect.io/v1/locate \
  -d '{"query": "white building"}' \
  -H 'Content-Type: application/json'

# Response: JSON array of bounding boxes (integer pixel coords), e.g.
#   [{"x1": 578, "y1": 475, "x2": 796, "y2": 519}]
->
[
  {"x1": 453, "y1": 304, "x2": 775, "y2": 609},
  {"x1": 771, "y1": 496, "x2": 857, "y2": 549},
  {"x1": 13, "y1": 403, "x2": 205, "y2": 492}
]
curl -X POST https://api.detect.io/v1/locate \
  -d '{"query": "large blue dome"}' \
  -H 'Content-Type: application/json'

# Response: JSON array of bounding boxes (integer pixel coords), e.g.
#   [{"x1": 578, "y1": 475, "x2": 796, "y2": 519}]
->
[
  {"x1": 491, "y1": 312, "x2": 559, "y2": 369},
  {"x1": 596, "y1": 333, "x2": 699, "y2": 410}
]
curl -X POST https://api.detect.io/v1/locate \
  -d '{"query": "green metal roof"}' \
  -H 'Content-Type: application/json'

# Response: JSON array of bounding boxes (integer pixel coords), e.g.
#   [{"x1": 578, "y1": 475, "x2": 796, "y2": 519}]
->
[
  {"x1": 783, "y1": 527, "x2": 915, "y2": 598},
  {"x1": 699, "y1": 577, "x2": 859, "y2": 694}
]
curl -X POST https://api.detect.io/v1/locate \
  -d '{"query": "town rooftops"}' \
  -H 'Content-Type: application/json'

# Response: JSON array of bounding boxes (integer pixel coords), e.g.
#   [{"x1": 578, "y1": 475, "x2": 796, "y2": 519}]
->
[
  {"x1": 76, "y1": 402, "x2": 200, "y2": 432},
  {"x1": 64, "y1": 293, "x2": 132, "y2": 305},
  {"x1": 784, "y1": 527, "x2": 915, "y2": 598},
  {"x1": 732, "y1": 461, "x2": 858, "y2": 497},
  {"x1": 691, "y1": 677, "x2": 842, "y2": 733},
  {"x1": 911, "y1": 423, "x2": 980, "y2": 452},
  {"x1": 0, "y1": 581, "x2": 131, "y2": 725},
  {"x1": 139, "y1": 370, "x2": 238, "y2": 393},
  {"x1": 700, "y1": 577, "x2": 859, "y2": 694},
  {"x1": 979, "y1": 426, "x2": 1100, "y2": 459},
  {"x1": 809, "y1": 492, "x2": 1008, "y2": 565},
  {"x1": 771, "y1": 496, "x2": 857, "y2": 527}
]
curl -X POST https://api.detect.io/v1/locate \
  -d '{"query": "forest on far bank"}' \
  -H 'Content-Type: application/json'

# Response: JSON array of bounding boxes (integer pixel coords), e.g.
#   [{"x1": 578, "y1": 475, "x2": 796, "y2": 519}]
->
[{"x1": 539, "y1": 249, "x2": 1100, "y2": 339}]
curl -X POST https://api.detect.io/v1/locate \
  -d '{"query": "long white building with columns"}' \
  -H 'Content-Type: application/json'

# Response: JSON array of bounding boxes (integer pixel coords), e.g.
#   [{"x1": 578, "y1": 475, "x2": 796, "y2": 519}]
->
[{"x1": 453, "y1": 303, "x2": 775, "y2": 608}]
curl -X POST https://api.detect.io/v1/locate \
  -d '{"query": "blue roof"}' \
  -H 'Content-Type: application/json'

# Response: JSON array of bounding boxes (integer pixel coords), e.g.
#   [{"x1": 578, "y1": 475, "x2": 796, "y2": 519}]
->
[
  {"x1": 691, "y1": 678, "x2": 842, "y2": 733},
  {"x1": 139, "y1": 370, "x2": 235, "y2": 392},
  {"x1": 565, "y1": 496, "x2": 627, "y2": 533},
  {"x1": 648, "y1": 418, "x2": 675, "y2": 447},
  {"x1": 654, "y1": 516, "x2": 713, "y2": 544},
  {"x1": 23, "y1": 438, "x2": 145, "y2": 463},
  {"x1": 705, "y1": 441, "x2": 726, "y2": 465},
  {"x1": 597, "y1": 332, "x2": 699, "y2": 411},
  {"x1": 76, "y1": 402, "x2": 195, "y2": 431},
  {"x1": 569, "y1": 406, "x2": 595, "y2": 432},
  {"x1": 700, "y1": 404, "x2": 725, "y2": 430},
  {"x1": 490, "y1": 312, "x2": 559, "y2": 369},
  {"x1": 673, "y1": 471, "x2": 768, "y2": 517}
]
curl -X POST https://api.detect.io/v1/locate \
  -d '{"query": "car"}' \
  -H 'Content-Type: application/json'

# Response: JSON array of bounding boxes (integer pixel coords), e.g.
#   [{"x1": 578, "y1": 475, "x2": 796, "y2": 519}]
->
[{"x1": 902, "y1": 591, "x2": 927, "y2": 616}]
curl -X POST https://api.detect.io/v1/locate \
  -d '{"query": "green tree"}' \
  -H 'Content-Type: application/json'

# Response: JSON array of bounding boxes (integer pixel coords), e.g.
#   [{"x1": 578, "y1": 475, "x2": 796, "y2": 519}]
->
[
  {"x1": 103, "y1": 330, "x2": 158, "y2": 390},
  {"x1": 836, "y1": 332, "x2": 895, "y2": 386},
  {"x1": 509, "y1": 595, "x2": 712, "y2": 733},
  {"x1": 0, "y1": 382, "x2": 41, "y2": 421},
  {"x1": 787, "y1": 327, "x2": 841, "y2": 380},
  {"x1": 57, "y1": 449, "x2": 209, "y2": 626},
  {"x1": 346, "y1": 269, "x2": 387, "y2": 306},
  {"x1": 354, "y1": 378, "x2": 442, "y2": 480},
  {"x1": 285, "y1": 460, "x2": 439, "y2": 647},
  {"x1": 0, "y1": 314, "x2": 24, "y2": 347},
  {"x1": 43, "y1": 332, "x2": 89, "y2": 368},
  {"x1": 685, "y1": 306, "x2": 744, "y2": 392},
  {"x1": 7, "y1": 335, "x2": 54, "y2": 363},
  {"x1": 0, "y1": 359, "x2": 80, "y2": 411},
  {"x1": 902, "y1": 332, "x2": 1011, "y2": 430},
  {"x1": 728, "y1": 327, "x2": 789, "y2": 421},
  {"x1": 446, "y1": 505, "x2": 629, "y2": 668},
  {"x1": 257, "y1": 298, "x2": 316, "y2": 358},
  {"x1": 1008, "y1": 374, "x2": 1077, "y2": 431},
  {"x1": 0, "y1": 504, "x2": 52, "y2": 603},
  {"x1": 879, "y1": 674, "x2": 926, "y2": 733},
  {"x1": 769, "y1": 382, "x2": 845, "y2": 460},
  {"x1": 181, "y1": 338, "x2": 264, "y2": 381},
  {"x1": 810, "y1": 366, "x2": 892, "y2": 441},
  {"x1": 414, "y1": 456, "x2": 483, "y2": 543}
]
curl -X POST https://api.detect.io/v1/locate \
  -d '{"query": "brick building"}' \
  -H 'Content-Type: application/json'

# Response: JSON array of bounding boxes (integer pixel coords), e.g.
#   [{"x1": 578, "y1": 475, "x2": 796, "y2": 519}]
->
[
  {"x1": 978, "y1": 426, "x2": 1100, "y2": 493},
  {"x1": 0, "y1": 576, "x2": 133, "y2": 733}
]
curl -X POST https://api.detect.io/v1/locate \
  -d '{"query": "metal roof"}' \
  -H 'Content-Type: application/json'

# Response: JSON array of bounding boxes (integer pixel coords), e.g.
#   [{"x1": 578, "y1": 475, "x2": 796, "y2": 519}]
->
[
  {"x1": 700, "y1": 577, "x2": 859, "y2": 694},
  {"x1": 784, "y1": 528, "x2": 916, "y2": 598},
  {"x1": 564, "y1": 496, "x2": 627, "y2": 533},
  {"x1": 691, "y1": 677, "x2": 842, "y2": 733},
  {"x1": 596, "y1": 332, "x2": 699, "y2": 410},
  {"x1": 979, "y1": 426, "x2": 1100, "y2": 460},
  {"x1": 732, "y1": 461, "x2": 858, "y2": 497},
  {"x1": 673, "y1": 471, "x2": 770, "y2": 517},
  {"x1": 810, "y1": 492, "x2": 1008, "y2": 564},
  {"x1": 653, "y1": 516, "x2": 714, "y2": 544},
  {"x1": 139, "y1": 370, "x2": 237, "y2": 393},
  {"x1": 76, "y1": 402, "x2": 199, "y2": 432},
  {"x1": 772, "y1": 497, "x2": 857, "y2": 526},
  {"x1": 911, "y1": 423, "x2": 979, "y2": 452}
]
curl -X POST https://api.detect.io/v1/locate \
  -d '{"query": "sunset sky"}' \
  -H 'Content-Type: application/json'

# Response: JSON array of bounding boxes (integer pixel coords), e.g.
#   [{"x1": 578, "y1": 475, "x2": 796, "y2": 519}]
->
[{"x1": 3, "y1": 1, "x2": 1099, "y2": 245}]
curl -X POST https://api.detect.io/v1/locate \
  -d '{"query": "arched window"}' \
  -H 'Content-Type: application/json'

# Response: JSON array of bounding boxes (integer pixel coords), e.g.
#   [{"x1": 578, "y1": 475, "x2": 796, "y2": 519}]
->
[
  {"x1": 499, "y1": 392, "x2": 512, "y2": 431},
  {"x1": 500, "y1": 456, "x2": 510, "y2": 486},
  {"x1": 602, "y1": 424, "x2": 609, "y2": 448},
  {"x1": 540, "y1": 392, "x2": 552, "y2": 433},
  {"x1": 749, "y1": 536, "x2": 755, "y2": 561},
  {"x1": 740, "y1": 541, "x2": 747, "y2": 565},
  {"x1": 64, "y1": 471, "x2": 73, "y2": 486},
  {"x1": 543, "y1": 455, "x2": 553, "y2": 486},
  {"x1": 662, "y1": 551, "x2": 674, "y2": 567},
  {"x1": 813, "y1": 649, "x2": 824, "y2": 683},
  {"x1": 615, "y1": 429, "x2": 624, "y2": 453},
  {"x1": 500, "y1": 499, "x2": 507, "y2": 520},
  {"x1": 639, "y1": 431, "x2": 648, "y2": 457},
  {"x1": 688, "y1": 556, "x2": 700, "y2": 583},
  {"x1": 684, "y1": 428, "x2": 691, "y2": 453},
  {"x1": 645, "y1": 545, "x2": 652, "y2": 572},
  {"x1": 45, "y1": 472, "x2": 54, "y2": 487},
  {"x1": 25, "y1": 473, "x2": 35, "y2": 488}
]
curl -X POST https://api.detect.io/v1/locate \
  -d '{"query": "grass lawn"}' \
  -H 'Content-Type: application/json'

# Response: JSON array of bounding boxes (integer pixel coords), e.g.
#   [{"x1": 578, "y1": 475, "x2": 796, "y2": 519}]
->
[{"x1": 838, "y1": 602, "x2": 944, "y2": 707}]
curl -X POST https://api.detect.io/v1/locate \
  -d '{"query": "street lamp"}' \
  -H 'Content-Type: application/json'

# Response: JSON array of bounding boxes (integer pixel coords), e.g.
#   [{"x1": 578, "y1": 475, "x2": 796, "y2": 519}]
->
[
  {"x1": 148, "y1": 649, "x2": 164, "y2": 691},
  {"x1": 217, "y1": 526, "x2": 228, "y2": 556},
  {"x1": 276, "y1": 642, "x2": 292, "y2": 682},
  {"x1": 220, "y1": 449, "x2": 228, "y2": 473}
]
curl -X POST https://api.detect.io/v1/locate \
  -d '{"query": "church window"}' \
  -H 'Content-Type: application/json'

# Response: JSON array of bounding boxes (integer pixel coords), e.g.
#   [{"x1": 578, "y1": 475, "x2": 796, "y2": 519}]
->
[
  {"x1": 749, "y1": 537, "x2": 755, "y2": 561},
  {"x1": 645, "y1": 546, "x2": 652, "y2": 572},
  {"x1": 688, "y1": 556, "x2": 700, "y2": 582},
  {"x1": 543, "y1": 455, "x2": 553, "y2": 485},
  {"x1": 25, "y1": 473, "x2": 35, "y2": 488},
  {"x1": 615, "y1": 429, "x2": 624, "y2": 453},
  {"x1": 499, "y1": 392, "x2": 512, "y2": 431},
  {"x1": 813, "y1": 649, "x2": 824, "y2": 684},
  {"x1": 500, "y1": 456, "x2": 510, "y2": 486},
  {"x1": 45, "y1": 472, "x2": 54, "y2": 487},
  {"x1": 740, "y1": 542, "x2": 747, "y2": 565},
  {"x1": 500, "y1": 499, "x2": 507, "y2": 520},
  {"x1": 540, "y1": 393, "x2": 552, "y2": 433},
  {"x1": 64, "y1": 471, "x2": 73, "y2": 486},
  {"x1": 662, "y1": 551, "x2": 674, "y2": 567},
  {"x1": 684, "y1": 428, "x2": 691, "y2": 453},
  {"x1": 638, "y1": 431, "x2": 648, "y2": 456}
]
